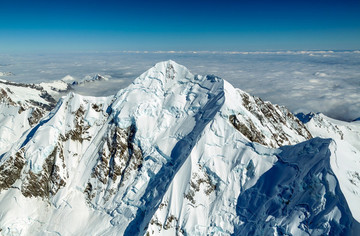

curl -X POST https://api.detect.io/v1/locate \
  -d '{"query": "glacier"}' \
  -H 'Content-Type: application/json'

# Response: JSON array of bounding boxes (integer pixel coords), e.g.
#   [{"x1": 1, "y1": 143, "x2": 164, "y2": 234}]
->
[{"x1": 0, "y1": 60, "x2": 359, "y2": 235}]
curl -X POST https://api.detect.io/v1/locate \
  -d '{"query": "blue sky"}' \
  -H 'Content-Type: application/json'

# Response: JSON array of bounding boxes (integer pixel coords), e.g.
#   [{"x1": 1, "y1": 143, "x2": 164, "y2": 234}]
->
[{"x1": 1, "y1": 0, "x2": 360, "y2": 52}]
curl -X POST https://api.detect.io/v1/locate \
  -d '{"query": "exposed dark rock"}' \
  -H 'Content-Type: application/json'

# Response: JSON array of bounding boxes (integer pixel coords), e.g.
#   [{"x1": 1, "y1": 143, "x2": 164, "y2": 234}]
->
[
  {"x1": 229, "y1": 114, "x2": 268, "y2": 146},
  {"x1": 21, "y1": 146, "x2": 66, "y2": 199},
  {"x1": 86, "y1": 124, "x2": 143, "y2": 204},
  {"x1": 0, "y1": 80, "x2": 58, "y2": 112},
  {"x1": 28, "y1": 108, "x2": 46, "y2": 126},
  {"x1": 18, "y1": 106, "x2": 26, "y2": 114},
  {"x1": 0, "y1": 88, "x2": 17, "y2": 106},
  {"x1": 229, "y1": 92, "x2": 312, "y2": 147},
  {"x1": 40, "y1": 91, "x2": 57, "y2": 105},
  {"x1": 150, "y1": 217, "x2": 162, "y2": 229},
  {"x1": 66, "y1": 105, "x2": 91, "y2": 142},
  {"x1": 166, "y1": 64, "x2": 175, "y2": 80},
  {"x1": 0, "y1": 148, "x2": 26, "y2": 192},
  {"x1": 84, "y1": 183, "x2": 95, "y2": 203},
  {"x1": 184, "y1": 167, "x2": 216, "y2": 205},
  {"x1": 163, "y1": 215, "x2": 177, "y2": 230},
  {"x1": 0, "y1": 80, "x2": 43, "y2": 90},
  {"x1": 184, "y1": 189, "x2": 196, "y2": 204},
  {"x1": 28, "y1": 99, "x2": 54, "y2": 112},
  {"x1": 92, "y1": 103, "x2": 103, "y2": 112}
]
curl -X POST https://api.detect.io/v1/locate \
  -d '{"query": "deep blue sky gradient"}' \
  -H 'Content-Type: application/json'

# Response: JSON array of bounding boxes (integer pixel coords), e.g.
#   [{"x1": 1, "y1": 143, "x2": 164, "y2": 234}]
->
[{"x1": 1, "y1": 0, "x2": 359, "y2": 52}]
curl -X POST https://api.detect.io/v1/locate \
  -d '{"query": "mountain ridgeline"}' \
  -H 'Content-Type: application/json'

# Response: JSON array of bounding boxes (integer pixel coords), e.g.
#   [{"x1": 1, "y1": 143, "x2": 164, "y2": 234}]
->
[{"x1": 0, "y1": 61, "x2": 359, "y2": 235}]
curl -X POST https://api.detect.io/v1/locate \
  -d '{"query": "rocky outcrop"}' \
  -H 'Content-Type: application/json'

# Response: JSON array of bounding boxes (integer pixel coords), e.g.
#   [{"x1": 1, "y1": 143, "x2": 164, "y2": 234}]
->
[
  {"x1": 86, "y1": 124, "x2": 143, "y2": 204},
  {"x1": 229, "y1": 92, "x2": 312, "y2": 148},
  {"x1": 0, "y1": 148, "x2": 26, "y2": 192}
]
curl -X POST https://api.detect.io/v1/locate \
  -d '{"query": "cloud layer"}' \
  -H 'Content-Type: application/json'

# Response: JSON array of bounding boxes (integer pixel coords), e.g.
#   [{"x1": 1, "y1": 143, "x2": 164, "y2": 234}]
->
[{"x1": 0, "y1": 51, "x2": 359, "y2": 121}]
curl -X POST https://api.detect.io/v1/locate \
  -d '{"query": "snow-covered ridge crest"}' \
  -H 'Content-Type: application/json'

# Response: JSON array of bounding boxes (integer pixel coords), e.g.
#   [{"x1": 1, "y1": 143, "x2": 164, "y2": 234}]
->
[
  {"x1": 302, "y1": 112, "x2": 360, "y2": 151},
  {"x1": 0, "y1": 60, "x2": 359, "y2": 235},
  {"x1": 118, "y1": 60, "x2": 196, "y2": 97},
  {"x1": 111, "y1": 60, "x2": 311, "y2": 148},
  {"x1": 222, "y1": 80, "x2": 312, "y2": 148},
  {"x1": 70, "y1": 74, "x2": 109, "y2": 86},
  {"x1": 0, "y1": 79, "x2": 65, "y2": 156}
]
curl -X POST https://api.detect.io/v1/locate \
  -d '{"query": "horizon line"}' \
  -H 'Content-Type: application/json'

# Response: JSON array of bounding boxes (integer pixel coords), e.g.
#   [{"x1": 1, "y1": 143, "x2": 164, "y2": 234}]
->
[{"x1": 1, "y1": 49, "x2": 360, "y2": 55}]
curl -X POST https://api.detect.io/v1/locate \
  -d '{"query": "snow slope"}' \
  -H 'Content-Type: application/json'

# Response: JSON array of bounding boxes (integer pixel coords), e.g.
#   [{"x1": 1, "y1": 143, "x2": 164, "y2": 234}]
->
[
  {"x1": 301, "y1": 113, "x2": 360, "y2": 225},
  {"x1": 0, "y1": 61, "x2": 359, "y2": 236},
  {"x1": 0, "y1": 74, "x2": 105, "y2": 156},
  {"x1": 0, "y1": 79, "x2": 62, "y2": 156},
  {"x1": 303, "y1": 113, "x2": 360, "y2": 151}
]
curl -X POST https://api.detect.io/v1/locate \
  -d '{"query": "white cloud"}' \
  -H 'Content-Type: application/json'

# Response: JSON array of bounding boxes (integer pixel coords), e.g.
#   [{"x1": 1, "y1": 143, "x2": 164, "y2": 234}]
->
[
  {"x1": 0, "y1": 51, "x2": 359, "y2": 121},
  {"x1": 62, "y1": 75, "x2": 76, "y2": 82},
  {"x1": 315, "y1": 72, "x2": 328, "y2": 77}
]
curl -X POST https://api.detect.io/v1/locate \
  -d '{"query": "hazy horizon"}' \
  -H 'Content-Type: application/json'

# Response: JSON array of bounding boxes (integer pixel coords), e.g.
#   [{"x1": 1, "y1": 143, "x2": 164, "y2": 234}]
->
[{"x1": 1, "y1": 50, "x2": 359, "y2": 122}]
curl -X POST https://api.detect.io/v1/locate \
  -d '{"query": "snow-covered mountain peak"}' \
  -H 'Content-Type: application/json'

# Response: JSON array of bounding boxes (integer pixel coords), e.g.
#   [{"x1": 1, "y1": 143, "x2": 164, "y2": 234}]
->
[
  {"x1": 149, "y1": 60, "x2": 193, "y2": 80},
  {"x1": 110, "y1": 60, "x2": 310, "y2": 149},
  {"x1": 109, "y1": 61, "x2": 225, "y2": 160},
  {"x1": 70, "y1": 74, "x2": 109, "y2": 86},
  {"x1": 0, "y1": 61, "x2": 359, "y2": 235},
  {"x1": 130, "y1": 60, "x2": 200, "y2": 93}
]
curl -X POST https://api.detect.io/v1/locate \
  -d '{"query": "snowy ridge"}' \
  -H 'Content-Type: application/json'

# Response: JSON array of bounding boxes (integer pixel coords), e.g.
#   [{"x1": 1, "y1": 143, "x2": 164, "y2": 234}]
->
[
  {"x1": 0, "y1": 61, "x2": 359, "y2": 235},
  {"x1": 304, "y1": 112, "x2": 360, "y2": 151},
  {"x1": 223, "y1": 81, "x2": 312, "y2": 148},
  {"x1": 302, "y1": 113, "x2": 360, "y2": 223},
  {"x1": 0, "y1": 80, "x2": 57, "y2": 110},
  {"x1": 0, "y1": 80, "x2": 61, "y2": 156},
  {"x1": 39, "y1": 80, "x2": 71, "y2": 99},
  {"x1": 0, "y1": 74, "x2": 103, "y2": 156},
  {"x1": 70, "y1": 74, "x2": 109, "y2": 86}
]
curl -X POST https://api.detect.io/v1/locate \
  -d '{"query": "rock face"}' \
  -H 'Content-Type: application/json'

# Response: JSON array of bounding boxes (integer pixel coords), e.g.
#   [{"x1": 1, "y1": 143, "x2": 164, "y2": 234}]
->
[
  {"x1": 0, "y1": 61, "x2": 359, "y2": 236},
  {"x1": 227, "y1": 86, "x2": 312, "y2": 148}
]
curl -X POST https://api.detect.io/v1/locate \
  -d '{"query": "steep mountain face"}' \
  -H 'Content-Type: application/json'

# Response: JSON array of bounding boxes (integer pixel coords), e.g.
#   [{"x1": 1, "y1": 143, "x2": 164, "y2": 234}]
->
[
  {"x1": 300, "y1": 112, "x2": 360, "y2": 223},
  {"x1": 300, "y1": 112, "x2": 360, "y2": 152},
  {"x1": 0, "y1": 79, "x2": 67, "y2": 156},
  {"x1": 0, "y1": 61, "x2": 359, "y2": 236},
  {"x1": 0, "y1": 75, "x2": 109, "y2": 157}
]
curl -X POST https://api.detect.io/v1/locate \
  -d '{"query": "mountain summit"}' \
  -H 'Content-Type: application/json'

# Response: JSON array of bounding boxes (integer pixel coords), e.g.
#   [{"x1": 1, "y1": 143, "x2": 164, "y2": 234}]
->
[{"x1": 0, "y1": 61, "x2": 359, "y2": 235}]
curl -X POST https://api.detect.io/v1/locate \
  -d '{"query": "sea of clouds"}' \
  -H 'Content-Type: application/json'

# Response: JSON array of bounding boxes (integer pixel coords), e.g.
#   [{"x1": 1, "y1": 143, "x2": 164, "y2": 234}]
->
[{"x1": 0, "y1": 51, "x2": 359, "y2": 121}]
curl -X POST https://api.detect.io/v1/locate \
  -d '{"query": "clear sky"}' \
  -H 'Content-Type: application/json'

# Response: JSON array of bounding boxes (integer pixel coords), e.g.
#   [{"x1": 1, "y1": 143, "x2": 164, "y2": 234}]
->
[{"x1": 1, "y1": 0, "x2": 360, "y2": 52}]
